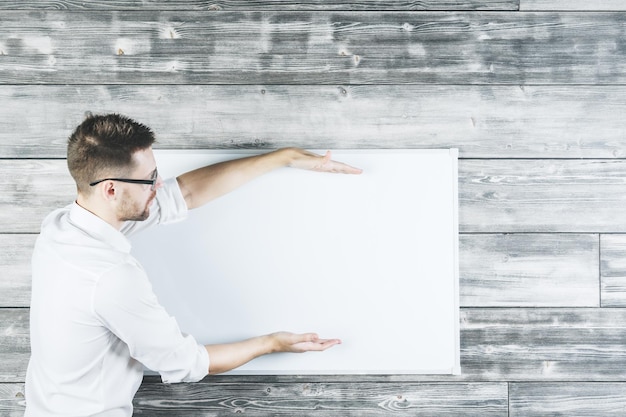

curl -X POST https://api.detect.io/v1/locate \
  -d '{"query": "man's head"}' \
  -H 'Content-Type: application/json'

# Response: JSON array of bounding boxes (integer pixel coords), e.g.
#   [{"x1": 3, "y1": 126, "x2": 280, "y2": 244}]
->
[
  {"x1": 67, "y1": 113, "x2": 156, "y2": 195},
  {"x1": 68, "y1": 114, "x2": 162, "y2": 226}
]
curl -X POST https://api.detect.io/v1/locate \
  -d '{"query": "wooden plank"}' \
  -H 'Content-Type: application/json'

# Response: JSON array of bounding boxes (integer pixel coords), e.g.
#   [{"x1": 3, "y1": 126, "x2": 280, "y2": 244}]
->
[
  {"x1": 0, "y1": 384, "x2": 25, "y2": 417},
  {"x1": 134, "y1": 381, "x2": 508, "y2": 416},
  {"x1": 0, "y1": 309, "x2": 29, "y2": 355},
  {"x1": 0, "y1": 1, "x2": 519, "y2": 11},
  {"x1": 5, "y1": 159, "x2": 626, "y2": 233},
  {"x1": 1, "y1": 11, "x2": 625, "y2": 84},
  {"x1": 521, "y1": 0, "x2": 626, "y2": 11},
  {"x1": 460, "y1": 159, "x2": 626, "y2": 233},
  {"x1": 0, "y1": 235, "x2": 35, "y2": 308},
  {"x1": 461, "y1": 308, "x2": 626, "y2": 381},
  {"x1": 7, "y1": 308, "x2": 626, "y2": 382},
  {"x1": 601, "y1": 234, "x2": 626, "y2": 307},
  {"x1": 510, "y1": 383, "x2": 626, "y2": 416},
  {"x1": 0, "y1": 339, "x2": 27, "y2": 384},
  {"x1": 3, "y1": 85, "x2": 626, "y2": 159},
  {"x1": 460, "y1": 234, "x2": 599, "y2": 307},
  {"x1": 0, "y1": 160, "x2": 75, "y2": 234},
  {"x1": 0, "y1": 233, "x2": 600, "y2": 311},
  {"x1": 0, "y1": 309, "x2": 29, "y2": 383}
]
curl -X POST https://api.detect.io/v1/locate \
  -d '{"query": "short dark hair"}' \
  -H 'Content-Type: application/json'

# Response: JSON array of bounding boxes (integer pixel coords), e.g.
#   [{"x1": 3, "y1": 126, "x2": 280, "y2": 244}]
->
[{"x1": 67, "y1": 114, "x2": 156, "y2": 194}]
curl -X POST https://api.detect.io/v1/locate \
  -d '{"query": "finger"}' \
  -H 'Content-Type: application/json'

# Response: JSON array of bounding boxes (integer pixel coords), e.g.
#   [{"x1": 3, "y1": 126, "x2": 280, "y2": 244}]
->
[
  {"x1": 318, "y1": 157, "x2": 362, "y2": 174},
  {"x1": 295, "y1": 337, "x2": 341, "y2": 352},
  {"x1": 316, "y1": 338, "x2": 342, "y2": 349},
  {"x1": 296, "y1": 332, "x2": 319, "y2": 343},
  {"x1": 312, "y1": 151, "x2": 332, "y2": 171},
  {"x1": 328, "y1": 161, "x2": 363, "y2": 174},
  {"x1": 307, "y1": 340, "x2": 341, "y2": 351},
  {"x1": 337, "y1": 163, "x2": 363, "y2": 174}
]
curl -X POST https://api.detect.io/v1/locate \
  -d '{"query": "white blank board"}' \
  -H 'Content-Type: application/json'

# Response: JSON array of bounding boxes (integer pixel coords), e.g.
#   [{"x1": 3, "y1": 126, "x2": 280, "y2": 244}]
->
[{"x1": 131, "y1": 149, "x2": 460, "y2": 375}]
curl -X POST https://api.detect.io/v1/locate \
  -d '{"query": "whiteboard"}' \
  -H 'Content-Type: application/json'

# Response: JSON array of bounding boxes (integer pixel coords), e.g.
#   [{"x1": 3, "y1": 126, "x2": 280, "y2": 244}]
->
[{"x1": 131, "y1": 149, "x2": 460, "y2": 375}]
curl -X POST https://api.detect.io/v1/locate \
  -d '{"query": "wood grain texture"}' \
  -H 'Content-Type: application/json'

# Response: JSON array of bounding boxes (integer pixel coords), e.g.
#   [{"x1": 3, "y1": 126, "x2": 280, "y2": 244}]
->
[
  {"x1": 3, "y1": 85, "x2": 626, "y2": 159},
  {"x1": 600, "y1": 234, "x2": 626, "y2": 307},
  {"x1": 0, "y1": 309, "x2": 29, "y2": 383},
  {"x1": 0, "y1": 160, "x2": 75, "y2": 234},
  {"x1": 0, "y1": 235, "x2": 35, "y2": 308},
  {"x1": 3, "y1": 4, "x2": 625, "y2": 414},
  {"x1": 1, "y1": 11, "x2": 625, "y2": 84},
  {"x1": 460, "y1": 234, "x2": 599, "y2": 307},
  {"x1": 0, "y1": 232, "x2": 598, "y2": 310},
  {"x1": 7, "y1": 307, "x2": 626, "y2": 382},
  {"x1": 461, "y1": 308, "x2": 626, "y2": 381},
  {"x1": 0, "y1": 384, "x2": 25, "y2": 417},
  {"x1": 133, "y1": 381, "x2": 508, "y2": 416},
  {"x1": 521, "y1": 0, "x2": 626, "y2": 10},
  {"x1": 460, "y1": 159, "x2": 626, "y2": 233},
  {"x1": 5, "y1": 159, "x2": 626, "y2": 234},
  {"x1": 0, "y1": 1, "x2": 519, "y2": 11},
  {"x1": 510, "y1": 383, "x2": 626, "y2": 416}
]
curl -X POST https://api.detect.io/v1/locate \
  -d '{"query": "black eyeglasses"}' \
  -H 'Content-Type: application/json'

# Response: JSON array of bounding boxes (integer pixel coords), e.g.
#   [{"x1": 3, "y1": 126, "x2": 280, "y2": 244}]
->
[{"x1": 89, "y1": 168, "x2": 159, "y2": 191}]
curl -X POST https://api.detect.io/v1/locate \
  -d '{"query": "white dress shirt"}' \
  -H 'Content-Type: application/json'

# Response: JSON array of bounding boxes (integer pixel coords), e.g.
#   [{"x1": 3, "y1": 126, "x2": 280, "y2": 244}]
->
[{"x1": 25, "y1": 177, "x2": 210, "y2": 417}]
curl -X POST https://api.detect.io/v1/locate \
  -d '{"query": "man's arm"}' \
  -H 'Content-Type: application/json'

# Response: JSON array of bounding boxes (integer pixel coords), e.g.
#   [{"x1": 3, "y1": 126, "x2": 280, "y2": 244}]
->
[
  {"x1": 176, "y1": 147, "x2": 362, "y2": 210},
  {"x1": 205, "y1": 332, "x2": 341, "y2": 374}
]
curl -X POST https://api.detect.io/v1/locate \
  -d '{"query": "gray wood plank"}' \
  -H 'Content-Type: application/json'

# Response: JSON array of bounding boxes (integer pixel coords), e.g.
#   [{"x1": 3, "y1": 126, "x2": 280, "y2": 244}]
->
[
  {"x1": 0, "y1": 1, "x2": 519, "y2": 11},
  {"x1": 0, "y1": 160, "x2": 75, "y2": 234},
  {"x1": 0, "y1": 309, "x2": 29, "y2": 383},
  {"x1": 133, "y1": 381, "x2": 508, "y2": 416},
  {"x1": 460, "y1": 234, "x2": 599, "y2": 307},
  {"x1": 7, "y1": 308, "x2": 626, "y2": 382},
  {"x1": 5, "y1": 159, "x2": 626, "y2": 233},
  {"x1": 0, "y1": 354, "x2": 26, "y2": 384},
  {"x1": 3, "y1": 85, "x2": 626, "y2": 159},
  {"x1": 521, "y1": 0, "x2": 626, "y2": 10},
  {"x1": 0, "y1": 384, "x2": 25, "y2": 417},
  {"x1": 0, "y1": 235, "x2": 35, "y2": 308},
  {"x1": 1, "y1": 11, "x2": 625, "y2": 84},
  {"x1": 460, "y1": 159, "x2": 626, "y2": 233},
  {"x1": 0, "y1": 309, "x2": 29, "y2": 355},
  {"x1": 1, "y1": 232, "x2": 598, "y2": 308},
  {"x1": 510, "y1": 383, "x2": 626, "y2": 417},
  {"x1": 461, "y1": 308, "x2": 626, "y2": 381},
  {"x1": 601, "y1": 234, "x2": 626, "y2": 307}
]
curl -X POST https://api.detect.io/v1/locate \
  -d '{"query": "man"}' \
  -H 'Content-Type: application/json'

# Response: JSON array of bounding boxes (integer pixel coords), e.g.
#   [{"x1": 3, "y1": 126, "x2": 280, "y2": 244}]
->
[{"x1": 25, "y1": 113, "x2": 362, "y2": 416}]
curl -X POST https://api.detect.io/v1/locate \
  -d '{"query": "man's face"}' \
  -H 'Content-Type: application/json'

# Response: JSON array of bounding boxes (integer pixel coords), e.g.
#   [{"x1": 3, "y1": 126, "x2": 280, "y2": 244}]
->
[{"x1": 116, "y1": 148, "x2": 162, "y2": 222}]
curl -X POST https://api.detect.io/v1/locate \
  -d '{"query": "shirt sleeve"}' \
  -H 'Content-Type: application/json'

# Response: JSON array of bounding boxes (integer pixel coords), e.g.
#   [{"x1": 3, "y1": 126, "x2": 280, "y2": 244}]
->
[
  {"x1": 92, "y1": 261, "x2": 209, "y2": 383},
  {"x1": 121, "y1": 177, "x2": 189, "y2": 237}
]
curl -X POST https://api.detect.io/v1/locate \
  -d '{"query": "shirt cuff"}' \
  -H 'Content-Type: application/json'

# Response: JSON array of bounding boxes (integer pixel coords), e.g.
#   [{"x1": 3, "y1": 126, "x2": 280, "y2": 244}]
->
[{"x1": 160, "y1": 339, "x2": 209, "y2": 384}]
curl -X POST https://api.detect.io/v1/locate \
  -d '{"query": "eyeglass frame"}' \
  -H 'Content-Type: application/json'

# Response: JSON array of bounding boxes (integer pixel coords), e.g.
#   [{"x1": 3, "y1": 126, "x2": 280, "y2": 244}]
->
[{"x1": 89, "y1": 168, "x2": 159, "y2": 191}]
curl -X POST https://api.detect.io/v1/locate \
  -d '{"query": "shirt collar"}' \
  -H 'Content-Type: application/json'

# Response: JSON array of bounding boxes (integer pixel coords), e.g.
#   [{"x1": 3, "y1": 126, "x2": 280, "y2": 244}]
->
[{"x1": 68, "y1": 202, "x2": 132, "y2": 253}]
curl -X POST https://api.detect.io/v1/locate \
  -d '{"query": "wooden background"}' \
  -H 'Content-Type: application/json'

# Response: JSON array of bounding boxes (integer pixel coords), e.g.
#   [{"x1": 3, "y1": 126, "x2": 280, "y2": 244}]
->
[{"x1": 1, "y1": 1, "x2": 626, "y2": 415}]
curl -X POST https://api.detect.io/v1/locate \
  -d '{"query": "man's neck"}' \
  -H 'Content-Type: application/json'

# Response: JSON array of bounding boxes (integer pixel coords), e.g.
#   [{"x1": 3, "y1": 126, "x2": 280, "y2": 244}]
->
[{"x1": 76, "y1": 195, "x2": 123, "y2": 230}]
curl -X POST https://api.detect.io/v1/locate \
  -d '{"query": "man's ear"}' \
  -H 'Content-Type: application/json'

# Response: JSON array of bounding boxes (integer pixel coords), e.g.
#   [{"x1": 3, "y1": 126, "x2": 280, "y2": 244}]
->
[{"x1": 101, "y1": 181, "x2": 117, "y2": 201}]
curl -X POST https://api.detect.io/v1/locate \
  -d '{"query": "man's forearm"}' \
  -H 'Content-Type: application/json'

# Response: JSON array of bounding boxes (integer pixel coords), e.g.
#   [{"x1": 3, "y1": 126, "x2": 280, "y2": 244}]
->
[
  {"x1": 205, "y1": 334, "x2": 274, "y2": 375},
  {"x1": 204, "y1": 332, "x2": 341, "y2": 375},
  {"x1": 176, "y1": 147, "x2": 362, "y2": 210},
  {"x1": 176, "y1": 148, "x2": 293, "y2": 210}
]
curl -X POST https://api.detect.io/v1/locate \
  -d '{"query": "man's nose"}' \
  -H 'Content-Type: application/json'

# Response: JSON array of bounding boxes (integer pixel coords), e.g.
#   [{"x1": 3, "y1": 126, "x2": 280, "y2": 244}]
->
[{"x1": 154, "y1": 175, "x2": 165, "y2": 190}]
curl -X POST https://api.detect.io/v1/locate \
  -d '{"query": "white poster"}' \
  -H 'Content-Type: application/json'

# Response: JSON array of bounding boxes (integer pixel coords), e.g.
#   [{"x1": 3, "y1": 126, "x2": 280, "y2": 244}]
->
[{"x1": 131, "y1": 149, "x2": 460, "y2": 374}]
